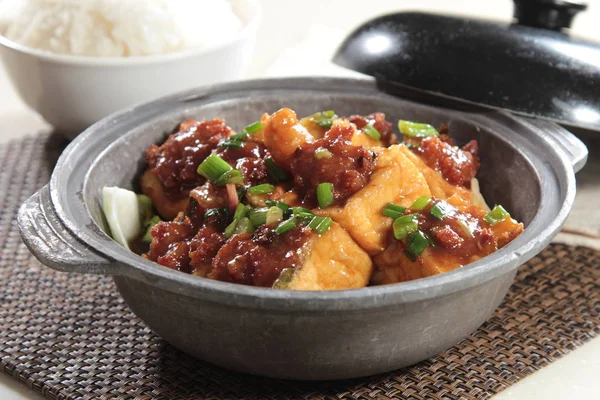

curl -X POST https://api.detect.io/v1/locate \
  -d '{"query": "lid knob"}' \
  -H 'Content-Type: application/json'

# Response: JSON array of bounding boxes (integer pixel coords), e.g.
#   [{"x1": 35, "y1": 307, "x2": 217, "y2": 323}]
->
[{"x1": 513, "y1": 0, "x2": 587, "y2": 30}]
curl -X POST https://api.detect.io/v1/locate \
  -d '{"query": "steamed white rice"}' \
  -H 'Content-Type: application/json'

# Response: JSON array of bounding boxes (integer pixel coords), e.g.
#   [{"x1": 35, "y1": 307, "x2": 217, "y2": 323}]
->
[{"x1": 0, "y1": 0, "x2": 242, "y2": 57}]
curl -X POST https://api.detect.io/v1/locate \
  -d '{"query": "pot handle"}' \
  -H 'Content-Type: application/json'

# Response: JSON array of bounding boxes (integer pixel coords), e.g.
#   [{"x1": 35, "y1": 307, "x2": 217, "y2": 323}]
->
[
  {"x1": 18, "y1": 186, "x2": 114, "y2": 275},
  {"x1": 525, "y1": 118, "x2": 588, "y2": 173}
]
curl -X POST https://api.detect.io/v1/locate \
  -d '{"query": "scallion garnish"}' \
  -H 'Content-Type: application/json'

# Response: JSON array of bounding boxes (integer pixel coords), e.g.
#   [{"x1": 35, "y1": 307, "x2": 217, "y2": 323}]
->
[
  {"x1": 398, "y1": 120, "x2": 440, "y2": 138},
  {"x1": 266, "y1": 206, "x2": 284, "y2": 226},
  {"x1": 233, "y1": 203, "x2": 249, "y2": 220},
  {"x1": 275, "y1": 216, "x2": 297, "y2": 235},
  {"x1": 217, "y1": 139, "x2": 243, "y2": 149},
  {"x1": 405, "y1": 230, "x2": 430, "y2": 261},
  {"x1": 244, "y1": 121, "x2": 263, "y2": 134},
  {"x1": 410, "y1": 196, "x2": 433, "y2": 211},
  {"x1": 265, "y1": 157, "x2": 290, "y2": 183},
  {"x1": 429, "y1": 201, "x2": 453, "y2": 220},
  {"x1": 308, "y1": 216, "x2": 333, "y2": 234},
  {"x1": 197, "y1": 154, "x2": 232, "y2": 182},
  {"x1": 392, "y1": 214, "x2": 419, "y2": 240},
  {"x1": 224, "y1": 220, "x2": 238, "y2": 238},
  {"x1": 292, "y1": 206, "x2": 312, "y2": 215},
  {"x1": 137, "y1": 194, "x2": 154, "y2": 225},
  {"x1": 248, "y1": 207, "x2": 269, "y2": 226},
  {"x1": 247, "y1": 183, "x2": 275, "y2": 195},
  {"x1": 141, "y1": 215, "x2": 161, "y2": 243},
  {"x1": 484, "y1": 205, "x2": 510, "y2": 225},
  {"x1": 265, "y1": 200, "x2": 291, "y2": 215},
  {"x1": 316, "y1": 182, "x2": 334, "y2": 208},
  {"x1": 217, "y1": 132, "x2": 250, "y2": 149},
  {"x1": 291, "y1": 207, "x2": 314, "y2": 222},
  {"x1": 214, "y1": 169, "x2": 244, "y2": 186},
  {"x1": 382, "y1": 203, "x2": 406, "y2": 219},
  {"x1": 233, "y1": 217, "x2": 254, "y2": 235},
  {"x1": 309, "y1": 110, "x2": 336, "y2": 128},
  {"x1": 231, "y1": 132, "x2": 250, "y2": 141},
  {"x1": 314, "y1": 147, "x2": 333, "y2": 160},
  {"x1": 363, "y1": 123, "x2": 381, "y2": 140}
]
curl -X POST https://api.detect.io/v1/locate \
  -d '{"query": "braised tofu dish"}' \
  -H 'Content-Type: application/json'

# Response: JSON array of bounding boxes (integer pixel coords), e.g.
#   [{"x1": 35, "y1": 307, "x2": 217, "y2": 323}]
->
[{"x1": 102, "y1": 108, "x2": 523, "y2": 290}]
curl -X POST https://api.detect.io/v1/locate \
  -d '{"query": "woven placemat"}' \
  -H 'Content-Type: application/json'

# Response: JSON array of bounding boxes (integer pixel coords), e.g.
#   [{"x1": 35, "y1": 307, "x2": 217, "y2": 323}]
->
[{"x1": 0, "y1": 133, "x2": 599, "y2": 400}]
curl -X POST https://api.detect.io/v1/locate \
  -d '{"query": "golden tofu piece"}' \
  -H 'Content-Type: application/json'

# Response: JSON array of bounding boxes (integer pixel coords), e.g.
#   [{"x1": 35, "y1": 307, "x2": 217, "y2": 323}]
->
[
  {"x1": 284, "y1": 223, "x2": 373, "y2": 290},
  {"x1": 315, "y1": 145, "x2": 431, "y2": 255},
  {"x1": 373, "y1": 200, "x2": 524, "y2": 285},
  {"x1": 299, "y1": 116, "x2": 329, "y2": 139},
  {"x1": 263, "y1": 108, "x2": 314, "y2": 166},
  {"x1": 350, "y1": 131, "x2": 385, "y2": 148},
  {"x1": 399, "y1": 145, "x2": 473, "y2": 203},
  {"x1": 140, "y1": 170, "x2": 188, "y2": 220}
]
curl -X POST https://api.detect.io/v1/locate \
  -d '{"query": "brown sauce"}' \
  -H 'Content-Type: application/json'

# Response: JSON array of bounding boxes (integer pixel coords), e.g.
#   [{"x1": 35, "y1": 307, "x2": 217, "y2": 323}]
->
[
  {"x1": 412, "y1": 135, "x2": 480, "y2": 187},
  {"x1": 290, "y1": 124, "x2": 377, "y2": 207},
  {"x1": 146, "y1": 118, "x2": 232, "y2": 199}
]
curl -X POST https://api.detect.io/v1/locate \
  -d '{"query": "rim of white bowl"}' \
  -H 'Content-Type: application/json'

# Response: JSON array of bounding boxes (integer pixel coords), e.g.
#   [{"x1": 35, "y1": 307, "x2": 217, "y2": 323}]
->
[{"x1": 0, "y1": 0, "x2": 262, "y2": 67}]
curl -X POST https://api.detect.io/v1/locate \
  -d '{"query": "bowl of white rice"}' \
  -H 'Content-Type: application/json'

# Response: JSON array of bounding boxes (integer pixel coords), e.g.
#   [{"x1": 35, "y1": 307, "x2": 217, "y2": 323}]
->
[{"x1": 0, "y1": 0, "x2": 261, "y2": 136}]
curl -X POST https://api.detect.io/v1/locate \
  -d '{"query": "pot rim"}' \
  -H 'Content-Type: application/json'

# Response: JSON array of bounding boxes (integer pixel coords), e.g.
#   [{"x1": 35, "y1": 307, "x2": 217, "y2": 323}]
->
[{"x1": 47, "y1": 77, "x2": 578, "y2": 310}]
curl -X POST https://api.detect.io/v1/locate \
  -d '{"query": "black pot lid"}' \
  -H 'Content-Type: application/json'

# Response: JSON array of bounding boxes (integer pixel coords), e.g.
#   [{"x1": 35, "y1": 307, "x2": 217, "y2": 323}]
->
[{"x1": 333, "y1": 0, "x2": 600, "y2": 132}]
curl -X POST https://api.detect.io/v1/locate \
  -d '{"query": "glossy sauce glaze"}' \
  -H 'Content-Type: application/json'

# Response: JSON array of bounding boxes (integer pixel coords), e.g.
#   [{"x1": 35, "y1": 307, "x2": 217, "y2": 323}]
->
[
  {"x1": 412, "y1": 134, "x2": 480, "y2": 187},
  {"x1": 210, "y1": 225, "x2": 312, "y2": 287},
  {"x1": 146, "y1": 119, "x2": 232, "y2": 199},
  {"x1": 412, "y1": 198, "x2": 496, "y2": 263},
  {"x1": 137, "y1": 109, "x2": 523, "y2": 289},
  {"x1": 290, "y1": 124, "x2": 377, "y2": 207}
]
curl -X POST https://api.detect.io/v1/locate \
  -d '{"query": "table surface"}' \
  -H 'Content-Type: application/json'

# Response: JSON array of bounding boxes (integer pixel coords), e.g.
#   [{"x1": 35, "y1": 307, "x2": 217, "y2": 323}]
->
[{"x1": 0, "y1": 0, "x2": 598, "y2": 399}]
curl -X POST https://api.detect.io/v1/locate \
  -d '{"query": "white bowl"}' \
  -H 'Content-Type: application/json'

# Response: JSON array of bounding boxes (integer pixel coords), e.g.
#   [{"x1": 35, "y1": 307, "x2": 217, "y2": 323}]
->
[{"x1": 0, "y1": 0, "x2": 261, "y2": 137}]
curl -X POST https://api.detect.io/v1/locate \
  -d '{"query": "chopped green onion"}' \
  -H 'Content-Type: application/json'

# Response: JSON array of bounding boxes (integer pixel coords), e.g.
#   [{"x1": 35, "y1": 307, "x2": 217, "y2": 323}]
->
[
  {"x1": 410, "y1": 196, "x2": 433, "y2": 211},
  {"x1": 265, "y1": 200, "x2": 291, "y2": 214},
  {"x1": 233, "y1": 217, "x2": 254, "y2": 235},
  {"x1": 382, "y1": 203, "x2": 406, "y2": 219},
  {"x1": 363, "y1": 123, "x2": 381, "y2": 140},
  {"x1": 272, "y1": 267, "x2": 295, "y2": 289},
  {"x1": 265, "y1": 157, "x2": 290, "y2": 183},
  {"x1": 316, "y1": 182, "x2": 334, "y2": 208},
  {"x1": 392, "y1": 214, "x2": 419, "y2": 241},
  {"x1": 141, "y1": 215, "x2": 162, "y2": 243},
  {"x1": 244, "y1": 121, "x2": 263, "y2": 134},
  {"x1": 275, "y1": 216, "x2": 297, "y2": 235},
  {"x1": 248, "y1": 207, "x2": 268, "y2": 226},
  {"x1": 309, "y1": 110, "x2": 336, "y2": 128},
  {"x1": 214, "y1": 169, "x2": 244, "y2": 186},
  {"x1": 197, "y1": 154, "x2": 232, "y2": 181},
  {"x1": 205, "y1": 208, "x2": 226, "y2": 219},
  {"x1": 230, "y1": 132, "x2": 250, "y2": 141},
  {"x1": 224, "y1": 220, "x2": 238, "y2": 238},
  {"x1": 137, "y1": 194, "x2": 154, "y2": 225},
  {"x1": 484, "y1": 205, "x2": 510, "y2": 225},
  {"x1": 217, "y1": 132, "x2": 250, "y2": 148},
  {"x1": 233, "y1": 203, "x2": 250, "y2": 220},
  {"x1": 308, "y1": 216, "x2": 333, "y2": 234},
  {"x1": 292, "y1": 207, "x2": 314, "y2": 222},
  {"x1": 292, "y1": 206, "x2": 313, "y2": 215},
  {"x1": 429, "y1": 201, "x2": 453, "y2": 220},
  {"x1": 314, "y1": 147, "x2": 333, "y2": 160},
  {"x1": 266, "y1": 206, "x2": 284, "y2": 225},
  {"x1": 405, "y1": 230, "x2": 430, "y2": 261},
  {"x1": 217, "y1": 139, "x2": 244, "y2": 149},
  {"x1": 398, "y1": 120, "x2": 440, "y2": 138},
  {"x1": 247, "y1": 183, "x2": 275, "y2": 195}
]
